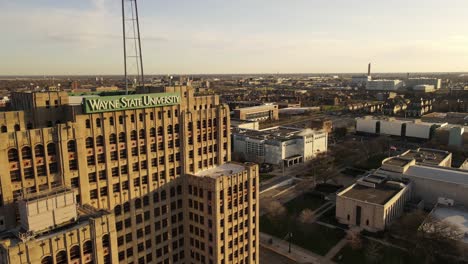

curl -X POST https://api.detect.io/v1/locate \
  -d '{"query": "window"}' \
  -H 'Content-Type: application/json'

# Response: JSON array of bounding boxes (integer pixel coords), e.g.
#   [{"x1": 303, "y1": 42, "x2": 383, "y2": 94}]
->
[
  {"x1": 109, "y1": 117, "x2": 114, "y2": 125},
  {"x1": 21, "y1": 146, "x2": 32, "y2": 159},
  {"x1": 96, "y1": 135, "x2": 104, "y2": 146},
  {"x1": 86, "y1": 137, "x2": 94, "y2": 148},
  {"x1": 139, "y1": 129, "x2": 145, "y2": 139},
  {"x1": 96, "y1": 118, "x2": 101, "y2": 128},
  {"x1": 119, "y1": 132, "x2": 126, "y2": 143},
  {"x1": 109, "y1": 134, "x2": 117, "y2": 144},
  {"x1": 34, "y1": 145, "x2": 44, "y2": 157},
  {"x1": 67, "y1": 140, "x2": 76, "y2": 152}
]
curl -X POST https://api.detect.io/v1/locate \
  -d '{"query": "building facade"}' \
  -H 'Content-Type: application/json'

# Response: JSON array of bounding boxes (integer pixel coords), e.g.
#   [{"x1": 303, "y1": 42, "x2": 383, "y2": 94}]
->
[
  {"x1": 366, "y1": 80, "x2": 404, "y2": 91},
  {"x1": 233, "y1": 105, "x2": 279, "y2": 122},
  {"x1": 232, "y1": 127, "x2": 328, "y2": 166},
  {"x1": 0, "y1": 86, "x2": 259, "y2": 264}
]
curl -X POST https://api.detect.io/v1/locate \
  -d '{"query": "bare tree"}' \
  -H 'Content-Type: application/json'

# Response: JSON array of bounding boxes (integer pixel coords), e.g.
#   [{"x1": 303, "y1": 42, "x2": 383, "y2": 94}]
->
[
  {"x1": 390, "y1": 210, "x2": 464, "y2": 263},
  {"x1": 305, "y1": 153, "x2": 338, "y2": 183},
  {"x1": 298, "y1": 209, "x2": 314, "y2": 224},
  {"x1": 347, "y1": 230, "x2": 363, "y2": 250},
  {"x1": 264, "y1": 201, "x2": 286, "y2": 220},
  {"x1": 364, "y1": 240, "x2": 383, "y2": 263}
]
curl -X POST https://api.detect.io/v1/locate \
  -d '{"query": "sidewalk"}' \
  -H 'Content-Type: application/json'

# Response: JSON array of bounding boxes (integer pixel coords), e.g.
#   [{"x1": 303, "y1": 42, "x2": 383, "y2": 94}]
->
[
  {"x1": 324, "y1": 237, "x2": 348, "y2": 260},
  {"x1": 260, "y1": 232, "x2": 333, "y2": 264}
]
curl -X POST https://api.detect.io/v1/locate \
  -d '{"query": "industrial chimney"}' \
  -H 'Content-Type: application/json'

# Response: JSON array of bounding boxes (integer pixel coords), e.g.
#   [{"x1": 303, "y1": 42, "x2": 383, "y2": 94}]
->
[{"x1": 368, "y1": 63, "x2": 371, "y2": 77}]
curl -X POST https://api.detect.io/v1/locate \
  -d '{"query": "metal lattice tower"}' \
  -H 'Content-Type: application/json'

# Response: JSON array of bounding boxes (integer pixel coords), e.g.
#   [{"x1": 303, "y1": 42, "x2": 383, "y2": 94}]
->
[{"x1": 122, "y1": 0, "x2": 144, "y2": 94}]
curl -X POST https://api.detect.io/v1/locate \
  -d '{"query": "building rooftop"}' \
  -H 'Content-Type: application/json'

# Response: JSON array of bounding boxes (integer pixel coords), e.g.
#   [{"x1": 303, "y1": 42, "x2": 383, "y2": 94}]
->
[
  {"x1": 234, "y1": 104, "x2": 277, "y2": 112},
  {"x1": 404, "y1": 165, "x2": 468, "y2": 186},
  {"x1": 400, "y1": 148, "x2": 450, "y2": 166},
  {"x1": 382, "y1": 157, "x2": 413, "y2": 167},
  {"x1": 195, "y1": 163, "x2": 246, "y2": 178},
  {"x1": 340, "y1": 175, "x2": 407, "y2": 205},
  {"x1": 234, "y1": 126, "x2": 323, "y2": 142}
]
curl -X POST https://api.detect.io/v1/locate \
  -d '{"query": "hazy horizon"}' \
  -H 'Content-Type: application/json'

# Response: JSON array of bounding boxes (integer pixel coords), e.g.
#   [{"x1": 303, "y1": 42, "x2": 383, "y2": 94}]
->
[{"x1": 2, "y1": 0, "x2": 468, "y2": 75}]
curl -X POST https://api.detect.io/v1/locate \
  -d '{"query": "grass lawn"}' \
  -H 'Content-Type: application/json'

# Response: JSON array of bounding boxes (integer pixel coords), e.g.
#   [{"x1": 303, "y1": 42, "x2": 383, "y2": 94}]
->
[
  {"x1": 354, "y1": 153, "x2": 388, "y2": 170},
  {"x1": 333, "y1": 238, "x2": 422, "y2": 264},
  {"x1": 285, "y1": 192, "x2": 327, "y2": 213},
  {"x1": 260, "y1": 193, "x2": 345, "y2": 255},
  {"x1": 318, "y1": 207, "x2": 349, "y2": 229},
  {"x1": 260, "y1": 174, "x2": 275, "y2": 182}
]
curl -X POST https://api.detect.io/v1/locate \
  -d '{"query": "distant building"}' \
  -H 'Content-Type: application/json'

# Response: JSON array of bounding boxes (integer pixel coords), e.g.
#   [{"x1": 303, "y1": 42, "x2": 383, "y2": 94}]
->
[
  {"x1": 351, "y1": 75, "x2": 371, "y2": 86},
  {"x1": 232, "y1": 126, "x2": 328, "y2": 166},
  {"x1": 336, "y1": 174, "x2": 412, "y2": 232},
  {"x1": 367, "y1": 80, "x2": 404, "y2": 91},
  {"x1": 233, "y1": 104, "x2": 279, "y2": 122},
  {"x1": 412, "y1": 84, "x2": 435, "y2": 93},
  {"x1": 356, "y1": 116, "x2": 445, "y2": 139},
  {"x1": 230, "y1": 118, "x2": 260, "y2": 130},
  {"x1": 422, "y1": 112, "x2": 468, "y2": 125},
  {"x1": 406, "y1": 78, "x2": 442, "y2": 89}
]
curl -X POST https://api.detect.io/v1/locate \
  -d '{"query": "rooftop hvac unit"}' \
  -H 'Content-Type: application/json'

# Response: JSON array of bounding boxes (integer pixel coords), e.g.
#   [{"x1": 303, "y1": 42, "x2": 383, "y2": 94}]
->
[{"x1": 437, "y1": 197, "x2": 454, "y2": 206}]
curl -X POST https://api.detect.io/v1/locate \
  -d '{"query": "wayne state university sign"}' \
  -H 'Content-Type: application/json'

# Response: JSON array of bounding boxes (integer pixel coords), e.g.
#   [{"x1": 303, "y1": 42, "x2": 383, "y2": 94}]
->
[{"x1": 83, "y1": 93, "x2": 181, "y2": 113}]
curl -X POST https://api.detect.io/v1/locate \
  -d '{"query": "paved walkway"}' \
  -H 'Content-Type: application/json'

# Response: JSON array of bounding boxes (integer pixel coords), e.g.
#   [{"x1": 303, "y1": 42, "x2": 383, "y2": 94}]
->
[
  {"x1": 324, "y1": 237, "x2": 348, "y2": 260},
  {"x1": 260, "y1": 232, "x2": 332, "y2": 264}
]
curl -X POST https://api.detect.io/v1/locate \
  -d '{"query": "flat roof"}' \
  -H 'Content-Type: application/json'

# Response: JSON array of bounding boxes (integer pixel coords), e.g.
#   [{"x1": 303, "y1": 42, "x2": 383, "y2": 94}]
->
[
  {"x1": 194, "y1": 163, "x2": 246, "y2": 178},
  {"x1": 234, "y1": 126, "x2": 323, "y2": 141},
  {"x1": 383, "y1": 157, "x2": 413, "y2": 167},
  {"x1": 400, "y1": 148, "x2": 450, "y2": 165},
  {"x1": 340, "y1": 176, "x2": 405, "y2": 205},
  {"x1": 234, "y1": 104, "x2": 277, "y2": 112},
  {"x1": 430, "y1": 206, "x2": 468, "y2": 244},
  {"x1": 404, "y1": 165, "x2": 468, "y2": 186}
]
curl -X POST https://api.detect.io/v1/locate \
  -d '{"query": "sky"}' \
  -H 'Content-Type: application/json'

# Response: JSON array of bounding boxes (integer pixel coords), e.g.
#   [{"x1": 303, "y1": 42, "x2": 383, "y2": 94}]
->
[{"x1": 1, "y1": 0, "x2": 468, "y2": 75}]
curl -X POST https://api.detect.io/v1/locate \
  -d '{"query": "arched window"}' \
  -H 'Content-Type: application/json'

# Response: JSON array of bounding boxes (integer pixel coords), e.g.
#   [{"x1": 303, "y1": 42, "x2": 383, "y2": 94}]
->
[
  {"x1": 119, "y1": 132, "x2": 126, "y2": 143},
  {"x1": 208, "y1": 119, "x2": 212, "y2": 127},
  {"x1": 114, "y1": 205, "x2": 122, "y2": 216},
  {"x1": 96, "y1": 136, "x2": 104, "y2": 147},
  {"x1": 41, "y1": 256, "x2": 53, "y2": 264},
  {"x1": 8, "y1": 148, "x2": 18, "y2": 162},
  {"x1": 109, "y1": 134, "x2": 117, "y2": 144},
  {"x1": 14, "y1": 124, "x2": 20, "y2": 131},
  {"x1": 157, "y1": 126, "x2": 163, "y2": 136},
  {"x1": 67, "y1": 140, "x2": 76, "y2": 152},
  {"x1": 102, "y1": 234, "x2": 110, "y2": 248},
  {"x1": 1, "y1": 125, "x2": 6, "y2": 133},
  {"x1": 150, "y1": 128, "x2": 156, "y2": 137},
  {"x1": 139, "y1": 129, "x2": 145, "y2": 139},
  {"x1": 123, "y1": 202, "x2": 130, "y2": 212},
  {"x1": 167, "y1": 125, "x2": 173, "y2": 134},
  {"x1": 21, "y1": 146, "x2": 32, "y2": 159},
  {"x1": 109, "y1": 117, "x2": 114, "y2": 126},
  {"x1": 47, "y1": 143, "x2": 56, "y2": 155},
  {"x1": 85, "y1": 137, "x2": 94, "y2": 148},
  {"x1": 130, "y1": 130, "x2": 137, "y2": 140},
  {"x1": 55, "y1": 251, "x2": 67, "y2": 264},
  {"x1": 70, "y1": 245, "x2": 81, "y2": 260},
  {"x1": 85, "y1": 119, "x2": 91, "y2": 128},
  {"x1": 96, "y1": 118, "x2": 101, "y2": 128},
  {"x1": 34, "y1": 144, "x2": 45, "y2": 157},
  {"x1": 134, "y1": 198, "x2": 142, "y2": 209},
  {"x1": 174, "y1": 124, "x2": 180, "y2": 133},
  {"x1": 83, "y1": 241, "x2": 93, "y2": 255},
  {"x1": 202, "y1": 120, "x2": 207, "y2": 128}
]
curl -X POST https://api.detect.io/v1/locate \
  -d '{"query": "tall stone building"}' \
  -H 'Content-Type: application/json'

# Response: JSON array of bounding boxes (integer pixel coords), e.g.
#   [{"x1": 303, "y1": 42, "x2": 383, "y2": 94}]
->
[{"x1": 0, "y1": 86, "x2": 259, "y2": 264}]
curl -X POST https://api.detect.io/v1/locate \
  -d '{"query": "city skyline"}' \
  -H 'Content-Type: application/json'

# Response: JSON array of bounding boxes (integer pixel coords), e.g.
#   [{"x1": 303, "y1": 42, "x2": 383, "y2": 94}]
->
[{"x1": 2, "y1": 0, "x2": 468, "y2": 75}]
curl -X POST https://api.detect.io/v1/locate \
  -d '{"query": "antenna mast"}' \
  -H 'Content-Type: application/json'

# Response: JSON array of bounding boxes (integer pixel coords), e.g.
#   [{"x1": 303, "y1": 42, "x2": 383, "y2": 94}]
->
[{"x1": 122, "y1": 0, "x2": 145, "y2": 94}]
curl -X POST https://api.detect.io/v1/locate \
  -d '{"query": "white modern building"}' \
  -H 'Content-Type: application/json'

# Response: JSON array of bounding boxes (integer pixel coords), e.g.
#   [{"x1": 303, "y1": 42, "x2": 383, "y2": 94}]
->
[
  {"x1": 406, "y1": 78, "x2": 442, "y2": 89},
  {"x1": 367, "y1": 80, "x2": 404, "y2": 91},
  {"x1": 232, "y1": 126, "x2": 328, "y2": 166},
  {"x1": 356, "y1": 116, "x2": 446, "y2": 139}
]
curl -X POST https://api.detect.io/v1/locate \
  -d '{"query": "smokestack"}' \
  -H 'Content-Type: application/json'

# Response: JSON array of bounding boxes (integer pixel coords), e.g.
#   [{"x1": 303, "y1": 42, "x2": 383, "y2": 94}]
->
[{"x1": 368, "y1": 63, "x2": 371, "y2": 76}]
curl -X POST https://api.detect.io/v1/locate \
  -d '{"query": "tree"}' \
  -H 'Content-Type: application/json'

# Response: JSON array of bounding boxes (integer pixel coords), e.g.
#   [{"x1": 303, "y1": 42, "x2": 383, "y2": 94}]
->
[
  {"x1": 264, "y1": 201, "x2": 286, "y2": 220},
  {"x1": 333, "y1": 127, "x2": 348, "y2": 139},
  {"x1": 298, "y1": 209, "x2": 314, "y2": 224},
  {"x1": 364, "y1": 240, "x2": 383, "y2": 263},
  {"x1": 305, "y1": 153, "x2": 338, "y2": 183},
  {"x1": 390, "y1": 210, "x2": 464, "y2": 263},
  {"x1": 347, "y1": 230, "x2": 363, "y2": 250}
]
